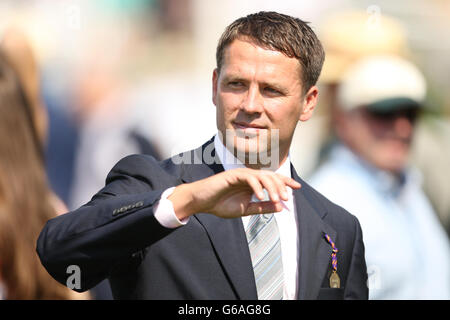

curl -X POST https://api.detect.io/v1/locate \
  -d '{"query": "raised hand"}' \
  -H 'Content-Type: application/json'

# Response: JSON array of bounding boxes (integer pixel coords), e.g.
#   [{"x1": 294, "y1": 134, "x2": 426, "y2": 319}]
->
[{"x1": 168, "y1": 168, "x2": 301, "y2": 220}]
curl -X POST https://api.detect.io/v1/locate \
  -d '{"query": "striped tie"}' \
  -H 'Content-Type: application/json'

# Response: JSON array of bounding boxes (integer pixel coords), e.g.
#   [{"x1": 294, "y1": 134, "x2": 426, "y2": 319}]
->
[{"x1": 245, "y1": 213, "x2": 284, "y2": 300}]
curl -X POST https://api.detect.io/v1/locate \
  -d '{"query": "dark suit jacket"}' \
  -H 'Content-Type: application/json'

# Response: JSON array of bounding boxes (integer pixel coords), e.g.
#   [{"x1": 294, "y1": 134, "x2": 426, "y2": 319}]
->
[{"x1": 37, "y1": 138, "x2": 368, "y2": 300}]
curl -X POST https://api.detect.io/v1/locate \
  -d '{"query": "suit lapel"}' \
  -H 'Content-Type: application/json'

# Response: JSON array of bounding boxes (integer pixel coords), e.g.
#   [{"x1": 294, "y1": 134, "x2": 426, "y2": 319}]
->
[
  {"x1": 179, "y1": 140, "x2": 258, "y2": 300},
  {"x1": 291, "y1": 166, "x2": 337, "y2": 300},
  {"x1": 194, "y1": 213, "x2": 257, "y2": 299}
]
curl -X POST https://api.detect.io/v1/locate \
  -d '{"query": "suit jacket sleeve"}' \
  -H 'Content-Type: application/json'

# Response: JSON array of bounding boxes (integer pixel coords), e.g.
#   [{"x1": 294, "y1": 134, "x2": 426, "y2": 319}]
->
[
  {"x1": 344, "y1": 216, "x2": 368, "y2": 299},
  {"x1": 36, "y1": 155, "x2": 180, "y2": 291}
]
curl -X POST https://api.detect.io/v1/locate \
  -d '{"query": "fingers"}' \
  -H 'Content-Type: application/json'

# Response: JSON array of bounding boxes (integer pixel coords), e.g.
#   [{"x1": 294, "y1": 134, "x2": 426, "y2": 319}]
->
[
  {"x1": 241, "y1": 169, "x2": 301, "y2": 204},
  {"x1": 245, "y1": 200, "x2": 284, "y2": 215},
  {"x1": 257, "y1": 174, "x2": 281, "y2": 203},
  {"x1": 278, "y1": 174, "x2": 301, "y2": 190},
  {"x1": 195, "y1": 167, "x2": 302, "y2": 219},
  {"x1": 269, "y1": 174, "x2": 290, "y2": 201},
  {"x1": 246, "y1": 175, "x2": 265, "y2": 200}
]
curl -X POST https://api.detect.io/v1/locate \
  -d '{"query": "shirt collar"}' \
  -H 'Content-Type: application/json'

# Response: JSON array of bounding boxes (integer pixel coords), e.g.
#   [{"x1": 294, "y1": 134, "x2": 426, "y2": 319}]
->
[{"x1": 213, "y1": 133, "x2": 292, "y2": 178}]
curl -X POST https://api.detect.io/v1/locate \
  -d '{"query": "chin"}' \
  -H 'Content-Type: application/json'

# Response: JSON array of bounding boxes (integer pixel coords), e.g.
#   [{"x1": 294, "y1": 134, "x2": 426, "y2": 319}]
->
[
  {"x1": 235, "y1": 144, "x2": 275, "y2": 167},
  {"x1": 369, "y1": 142, "x2": 410, "y2": 172},
  {"x1": 375, "y1": 156, "x2": 408, "y2": 175},
  {"x1": 234, "y1": 138, "x2": 260, "y2": 158}
]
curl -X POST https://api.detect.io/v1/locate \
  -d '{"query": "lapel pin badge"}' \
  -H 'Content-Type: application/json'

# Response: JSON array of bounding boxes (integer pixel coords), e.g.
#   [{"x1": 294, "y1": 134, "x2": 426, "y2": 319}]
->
[{"x1": 324, "y1": 233, "x2": 340, "y2": 288}]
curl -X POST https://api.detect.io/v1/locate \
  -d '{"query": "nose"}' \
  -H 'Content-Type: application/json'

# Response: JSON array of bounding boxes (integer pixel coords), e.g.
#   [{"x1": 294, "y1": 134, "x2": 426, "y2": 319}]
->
[
  {"x1": 394, "y1": 115, "x2": 413, "y2": 139},
  {"x1": 240, "y1": 84, "x2": 263, "y2": 114}
]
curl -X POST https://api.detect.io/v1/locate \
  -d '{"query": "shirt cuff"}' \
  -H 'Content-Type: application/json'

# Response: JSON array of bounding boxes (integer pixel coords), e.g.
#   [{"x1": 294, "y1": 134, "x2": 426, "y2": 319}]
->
[{"x1": 153, "y1": 187, "x2": 189, "y2": 228}]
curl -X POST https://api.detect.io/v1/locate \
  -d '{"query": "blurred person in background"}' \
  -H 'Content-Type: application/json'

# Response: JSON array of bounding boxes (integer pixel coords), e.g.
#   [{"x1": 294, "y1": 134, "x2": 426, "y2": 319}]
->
[
  {"x1": 308, "y1": 55, "x2": 450, "y2": 299},
  {"x1": 67, "y1": 2, "x2": 162, "y2": 212},
  {"x1": 1, "y1": 27, "x2": 68, "y2": 215},
  {"x1": 61, "y1": 4, "x2": 163, "y2": 299},
  {"x1": 312, "y1": 9, "x2": 450, "y2": 237},
  {"x1": 0, "y1": 51, "x2": 88, "y2": 299},
  {"x1": 297, "y1": 10, "x2": 411, "y2": 177},
  {"x1": 289, "y1": 10, "x2": 411, "y2": 178}
]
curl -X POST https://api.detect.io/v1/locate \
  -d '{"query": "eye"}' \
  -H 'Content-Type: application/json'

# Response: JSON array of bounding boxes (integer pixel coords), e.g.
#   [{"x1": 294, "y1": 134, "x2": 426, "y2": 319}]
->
[
  {"x1": 225, "y1": 80, "x2": 247, "y2": 92},
  {"x1": 228, "y1": 81, "x2": 244, "y2": 87},
  {"x1": 264, "y1": 86, "x2": 282, "y2": 96}
]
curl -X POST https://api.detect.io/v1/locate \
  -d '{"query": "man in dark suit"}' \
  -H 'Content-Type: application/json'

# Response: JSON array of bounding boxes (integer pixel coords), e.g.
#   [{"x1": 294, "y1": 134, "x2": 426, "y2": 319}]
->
[{"x1": 37, "y1": 11, "x2": 368, "y2": 300}]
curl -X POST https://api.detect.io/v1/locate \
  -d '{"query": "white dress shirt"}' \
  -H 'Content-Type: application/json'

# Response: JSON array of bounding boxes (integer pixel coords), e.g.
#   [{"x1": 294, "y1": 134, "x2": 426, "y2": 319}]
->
[{"x1": 154, "y1": 134, "x2": 299, "y2": 299}]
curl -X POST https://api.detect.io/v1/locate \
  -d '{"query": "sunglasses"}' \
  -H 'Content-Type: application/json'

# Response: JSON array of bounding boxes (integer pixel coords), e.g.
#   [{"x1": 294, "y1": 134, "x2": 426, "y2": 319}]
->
[{"x1": 365, "y1": 107, "x2": 420, "y2": 124}]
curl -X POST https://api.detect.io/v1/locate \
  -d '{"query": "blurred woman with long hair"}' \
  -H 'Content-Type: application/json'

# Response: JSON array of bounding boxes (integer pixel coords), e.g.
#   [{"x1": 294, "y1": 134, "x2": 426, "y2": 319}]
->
[{"x1": 0, "y1": 49, "x2": 86, "y2": 299}]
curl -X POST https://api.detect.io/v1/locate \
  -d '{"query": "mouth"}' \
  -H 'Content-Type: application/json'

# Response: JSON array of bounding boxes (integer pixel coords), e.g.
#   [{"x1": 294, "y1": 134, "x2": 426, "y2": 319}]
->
[
  {"x1": 232, "y1": 121, "x2": 267, "y2": 130},
  {"x1": 231, "y1": 121, "x2": 268, "y2": 139}
]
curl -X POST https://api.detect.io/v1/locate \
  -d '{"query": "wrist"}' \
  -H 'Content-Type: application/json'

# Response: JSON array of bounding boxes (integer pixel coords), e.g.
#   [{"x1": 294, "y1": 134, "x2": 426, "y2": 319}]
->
[{"x1": 167, "y1": 183, "x2": 199, "y2": 220}]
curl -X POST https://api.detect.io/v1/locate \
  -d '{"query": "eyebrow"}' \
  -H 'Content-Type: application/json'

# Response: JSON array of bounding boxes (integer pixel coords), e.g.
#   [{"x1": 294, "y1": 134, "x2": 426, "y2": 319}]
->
[
  {"x1": 221, "y1": 74, "x2": 247, "y2": 83},
  {"x1": 222, "y1": 74, "x2": 287, "y2": 92}
]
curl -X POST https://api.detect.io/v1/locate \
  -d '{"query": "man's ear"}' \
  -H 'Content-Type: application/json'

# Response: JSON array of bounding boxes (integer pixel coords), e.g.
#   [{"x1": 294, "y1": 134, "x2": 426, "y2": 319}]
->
[
  {"x1": 299, "y1": 85, "x2": 319, "y2": 122},
  {"x1": 212, "y1": 68, "x2": 219, "y2": 106}
]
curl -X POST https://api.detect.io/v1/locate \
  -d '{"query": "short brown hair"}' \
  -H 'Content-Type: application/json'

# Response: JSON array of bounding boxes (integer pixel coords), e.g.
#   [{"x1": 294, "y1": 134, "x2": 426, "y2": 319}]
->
[{"x1": 216, "y1": 11, "x2": 325, "y2": 93}]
